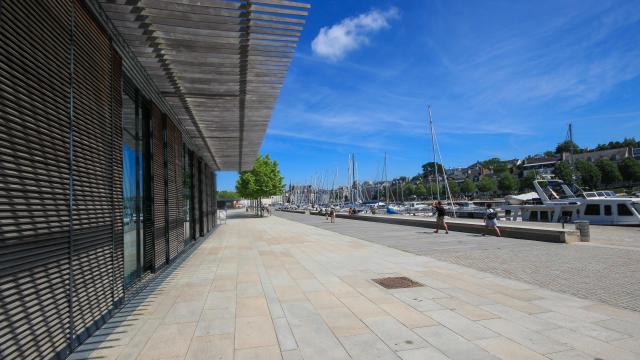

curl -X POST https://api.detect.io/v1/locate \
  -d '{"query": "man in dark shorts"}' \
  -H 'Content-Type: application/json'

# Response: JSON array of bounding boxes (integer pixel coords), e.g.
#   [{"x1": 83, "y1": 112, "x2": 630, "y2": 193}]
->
[{"x1": 432, "y1": 201, "x2": 449, "y2": 234}]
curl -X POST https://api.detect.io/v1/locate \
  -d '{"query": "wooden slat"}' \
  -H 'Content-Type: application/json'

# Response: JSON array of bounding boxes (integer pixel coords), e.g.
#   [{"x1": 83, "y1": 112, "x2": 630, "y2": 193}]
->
[
  {"x1": 98, "y1": 0, "x2": 310, "y2": 171},
  {"x1": 0, "y1": 1, "x2": 72, "y2": 358}
]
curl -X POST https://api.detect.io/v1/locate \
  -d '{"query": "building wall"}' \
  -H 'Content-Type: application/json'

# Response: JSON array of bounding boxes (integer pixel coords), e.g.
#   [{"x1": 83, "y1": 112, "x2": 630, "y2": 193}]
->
[{"x1": 0, "y1": 1, "x2": 217, "y2": 359}]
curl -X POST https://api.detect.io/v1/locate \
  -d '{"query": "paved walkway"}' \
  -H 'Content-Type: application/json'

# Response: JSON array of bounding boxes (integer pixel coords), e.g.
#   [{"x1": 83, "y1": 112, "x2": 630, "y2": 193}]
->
[
  {"x1": 276, "y1": 211, "x2": 640, "y2": 312},
  {"x1": 71, "y1": 214, "x2": 640, "y2": 359}
]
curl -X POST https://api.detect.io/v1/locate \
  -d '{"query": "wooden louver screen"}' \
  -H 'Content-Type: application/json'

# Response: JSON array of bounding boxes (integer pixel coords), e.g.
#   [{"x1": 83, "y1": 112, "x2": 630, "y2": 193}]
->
[
  {"x1": 0, "y1": 1, "x2": 72, "y2": 358},
  {"x1": 71, "y1": 2, "x2": 119, "y2": 342},
  {"x1": 0, "y1": 0, "x2": 124, "y2": 358},
  {"x1": 167, "y1": 121, "x2": 184, "y2": 259},
  {"x1": 152, "y1": 107, "x2": 167, "y2": 269}
]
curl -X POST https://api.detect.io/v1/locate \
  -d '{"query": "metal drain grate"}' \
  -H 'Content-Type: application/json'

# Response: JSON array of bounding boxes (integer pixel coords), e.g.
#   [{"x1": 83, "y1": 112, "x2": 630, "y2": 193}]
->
[{"x1": 372, "y1": 276, "x2": 424, "y2": 289}]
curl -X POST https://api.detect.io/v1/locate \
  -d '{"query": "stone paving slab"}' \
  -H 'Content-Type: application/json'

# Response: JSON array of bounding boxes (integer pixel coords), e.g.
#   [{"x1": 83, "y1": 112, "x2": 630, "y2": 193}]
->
[
  {"x1": 71, "y1": 213, "x2": 640, "y2": 359},
  {"x1": 276, "y1": 211, "x2": 640, "y2": 312}
]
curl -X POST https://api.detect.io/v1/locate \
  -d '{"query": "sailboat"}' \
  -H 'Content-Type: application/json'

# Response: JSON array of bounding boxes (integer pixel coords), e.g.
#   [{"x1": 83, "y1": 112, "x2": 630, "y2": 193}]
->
[{"x1": 427, "y1": 106, "x2": 457, "y2": 217}]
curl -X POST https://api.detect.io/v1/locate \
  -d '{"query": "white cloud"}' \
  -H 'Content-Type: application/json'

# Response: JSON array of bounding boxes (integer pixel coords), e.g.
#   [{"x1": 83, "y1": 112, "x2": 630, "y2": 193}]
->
[{"x1": 311, "y1": 7, "x2": 400, "y2": 61}]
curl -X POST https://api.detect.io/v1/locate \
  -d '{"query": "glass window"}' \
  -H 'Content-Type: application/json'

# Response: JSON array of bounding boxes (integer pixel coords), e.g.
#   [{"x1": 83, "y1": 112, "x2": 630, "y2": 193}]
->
[
  {"x1": 584, "y1": 204, "x2": 600, "y2": 216},
  {"x1": 618, "y1": 204, "x2": 633, "y2": 216},
  {"x1": 529, "y1": 211, "x2": 538, "y2": 221},
  {"x1": 540, "y1": 211, "x2": 549, "y2": 221},
  {"x1": 122, "y1": 93, "x2": 138, "y2": 288},
  {"x1": 604, "y1": 205, "x2": 612, "y2": 216},
  {"x1": 183, "y1": 144, "x2": 192, "y2": 242},
  {"x1": 122, "y1": 89, "x2": 148, "y2": 288},
  {"x1": 633, "y1": 203, "x2": 640, "y2": 216}
]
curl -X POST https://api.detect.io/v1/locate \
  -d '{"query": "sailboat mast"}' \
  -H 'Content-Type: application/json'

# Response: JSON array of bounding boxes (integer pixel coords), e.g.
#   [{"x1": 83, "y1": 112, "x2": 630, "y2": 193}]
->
[
  {"x1": 568, "y1": 122, "x2": 576, "y2": 185},
  {"x1": 384, "y1": 152, "x2": 389, "y2": 202},
  {"x1": 428, "y1": 106, "x2": 457, "y2": 217},
  {"x1": 428, "y1": 105, "x2": 441, "y2": 200}
]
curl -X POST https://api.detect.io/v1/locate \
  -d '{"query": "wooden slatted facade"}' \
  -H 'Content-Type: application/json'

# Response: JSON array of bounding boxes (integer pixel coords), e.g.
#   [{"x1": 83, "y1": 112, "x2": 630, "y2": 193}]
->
[
  {"x1": 0, "y1": 2, "x2": 218, "y2": 359},
  {"x1": 1, "y1": 0, "x2": 307, "y2": 358},
  {"x1": 0, "y1": 1, "x2": 73, "y2": 357},
  {"x1": 152, "y1": 107, "x2": 167, "y2": 269}
]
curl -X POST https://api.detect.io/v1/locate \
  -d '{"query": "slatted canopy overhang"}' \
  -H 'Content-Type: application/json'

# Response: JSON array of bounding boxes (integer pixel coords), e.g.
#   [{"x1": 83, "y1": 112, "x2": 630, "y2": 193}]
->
[{"x1": 98, "y1": 0, "x2": 309, "y2": 170}]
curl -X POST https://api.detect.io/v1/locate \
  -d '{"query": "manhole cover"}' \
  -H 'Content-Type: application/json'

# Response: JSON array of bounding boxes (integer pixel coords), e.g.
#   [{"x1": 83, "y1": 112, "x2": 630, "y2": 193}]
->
[{"x1": 372, "y1": 276, "x2": 424, "y2": 289}]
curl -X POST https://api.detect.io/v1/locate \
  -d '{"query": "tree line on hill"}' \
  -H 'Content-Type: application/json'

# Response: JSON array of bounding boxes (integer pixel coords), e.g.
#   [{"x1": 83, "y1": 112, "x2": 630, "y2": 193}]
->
[{"x1": 391, "y1": 137, "x2": 640, "y2": 200}]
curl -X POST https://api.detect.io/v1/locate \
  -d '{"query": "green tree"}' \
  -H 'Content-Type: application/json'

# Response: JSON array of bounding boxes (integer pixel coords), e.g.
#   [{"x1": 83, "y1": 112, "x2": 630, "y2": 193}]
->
[
  {"x1": 481, "y1": 157, "x2": 501, "y2": 169},
  {"x1": 553, "y1": 161, "x2": 574, "y2": 183},
  {"x1": 618, "y1": 157, "x2": 640, "y2": 183},
  {"x1": 217, "y1": 191, "x2": 240, "y2": 200},
  {"x1": 575, "y1": 159, "x2": 601, "y2": 190},
  {"x1": 402, "y1": 183, "x2": 416, "y2": 198},
  {"x1": 460, "y1": 178, "x2": 477, "y2": 195},
  {"x1": 236, "y1": 154, "x2": 284, "y2": 216},
  {"x1": 497, "y1": 173, "x2": 519, "y2": 195},
  {"x1": 428, "y1": 182, "x2": 441, "y2": 199},
  {"x1": 543, "y1": 151, "x2": 555, "y2": 158},
  {"x1": 596, "y1": 158, "x2": 622, "y2": 186},
  {"x1": 448, "y1": 181, "x2": 460, "y2": 197},
  {"x1": 519, "y1": 171, "x2": 537, "y2": 192},
  {"x1": 477, "y1": 176, "x2": 497, "y2": 194},
  {"x1": 421, "y1": 162, "x2": 445, "y2": 178},
  {"x1": 555, "y1": 140, "x2": 581, "y2": 154},
  {"x1": 414, "y1": 183, "x2": 427, "y2": 199}
]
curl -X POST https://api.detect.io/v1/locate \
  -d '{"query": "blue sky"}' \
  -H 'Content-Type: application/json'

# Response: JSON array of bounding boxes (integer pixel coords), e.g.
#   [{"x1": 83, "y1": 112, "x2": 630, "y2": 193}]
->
[{"x1": 217, "y1": 0, "x2": 640, "y2": 191}]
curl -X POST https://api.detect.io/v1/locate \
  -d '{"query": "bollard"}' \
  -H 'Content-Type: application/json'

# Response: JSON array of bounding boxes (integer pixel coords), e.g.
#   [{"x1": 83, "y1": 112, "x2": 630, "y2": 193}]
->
[{"x1": 574, "y1": 220, "x2": 590, "y2": 242}]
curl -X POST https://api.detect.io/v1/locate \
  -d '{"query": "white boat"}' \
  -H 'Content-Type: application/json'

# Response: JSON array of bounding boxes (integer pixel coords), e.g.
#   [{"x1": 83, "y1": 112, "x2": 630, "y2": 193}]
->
[
  {"x1": 452, "y1": 201, "x2": 486, "y2": 218},
  {"x1": 405, "y1": 202, "x2": 430, "y2": 211},
  {"x1": 505, "y1": 192, "x2": 540, "y2": 205},
  {"x1": 503, "y1": 180, "x2": 640, "y2": 225},
  {"x1": 580, "y1": 191, "x2": 617, "y2": 199}
]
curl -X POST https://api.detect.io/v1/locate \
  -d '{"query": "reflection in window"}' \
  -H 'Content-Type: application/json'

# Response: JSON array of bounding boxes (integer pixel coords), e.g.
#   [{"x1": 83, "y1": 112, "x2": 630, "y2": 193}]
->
[
  {"x1": 584, "y1": 204, "x2": 600, "y2": 216},
  {"x1": 122, "y1": 91, "x2": 146, "y2": 288},
  {"x1": 183, "y1": 145, "x2": 192, "y2": 242},
  {"x1": 618, "y1": 204, "x2": 633, "y2": 216},
  {"x1": 123, "y1": 93, "x2": 138, "y2": 287}
]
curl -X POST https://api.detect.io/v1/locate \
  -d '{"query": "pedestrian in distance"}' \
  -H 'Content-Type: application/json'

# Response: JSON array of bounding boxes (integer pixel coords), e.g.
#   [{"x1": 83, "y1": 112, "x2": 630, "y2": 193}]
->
[
  {"x1": 483, "y1": 203, "x2": 501, "y2": 237},
  {"x1": 432, "y1": 200, "x2": 449, "y2": 234},
  {"x1": 330, "y1": 208, "x2": 336, "y2": 223}
]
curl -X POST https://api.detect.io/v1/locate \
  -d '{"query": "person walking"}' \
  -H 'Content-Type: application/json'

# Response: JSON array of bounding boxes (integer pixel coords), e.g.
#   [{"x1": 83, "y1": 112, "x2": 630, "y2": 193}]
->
[
  {"x1": 483, "y1": 203, "x2": 501, "y2": 237},
  {"x1": 330, "y1": 208, "x2": 336, "y2": 223},
  {"x1": 432, "y1": 201, "x2": 449, "y2": 234}
]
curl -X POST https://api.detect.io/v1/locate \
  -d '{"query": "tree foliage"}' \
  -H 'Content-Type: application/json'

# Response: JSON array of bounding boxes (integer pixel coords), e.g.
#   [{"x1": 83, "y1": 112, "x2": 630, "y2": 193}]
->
[
  {"x1": 217, "y1": 191, "x2": 240, "y2": 200},
  {"x1": 421, "y1": 162, "x2": 445, "y2": 178},
  {"x1": 497, "y1": 172, "x2": 519, "y2": 194},
  {"x1": 618, "y1": 157, "x2": 640, "y2": 182},
  {"x1": 595, "y1": 158, "x2": 622, "y2": 186},
  {"x1": 555, "y1": 140, "x2": 582, "y2": 154},
  {"x1": 448, "y1": 181, "x2": 460, "y2": 196},
  {"x1": 553, "y1": 161, "x2": 574, "y2": 183},
  {"x1": 575, "y1": 159, "x2": 601, "y2": 189},
  {"x1": 414, "y1": 183, "x2": 427, "y2": 198},
  {"x1": 519, "y1": 171, "x2": 537, "y2": 192},
  {"x1": 236, "y1": 154, "x2": 283, "y2": 215},
  {"x1": 460, "y1": 178, "x2": 477, "y2": 195},
  {"x1": 477, "y1": 176, "x2": 497, "y2": 194},
  {"x1": 402, "y1": 183, "x2": 416, "y2": 197},
  {"x1": 594, "y1": 138, "x2": 639, "y2": 151}
]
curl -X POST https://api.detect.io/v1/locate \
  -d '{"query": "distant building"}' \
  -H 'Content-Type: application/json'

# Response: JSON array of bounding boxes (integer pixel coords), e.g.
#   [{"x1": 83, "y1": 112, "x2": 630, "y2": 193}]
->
[
  {"x1": 633, "y1": 148, "x2": 640, "y2": 160},
  {"x1": 522, "y1": 156, "x2": 560, "y2": 176},
  {"x1": 562, "y1": 147, "x2": 633, "y2": 163}
]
